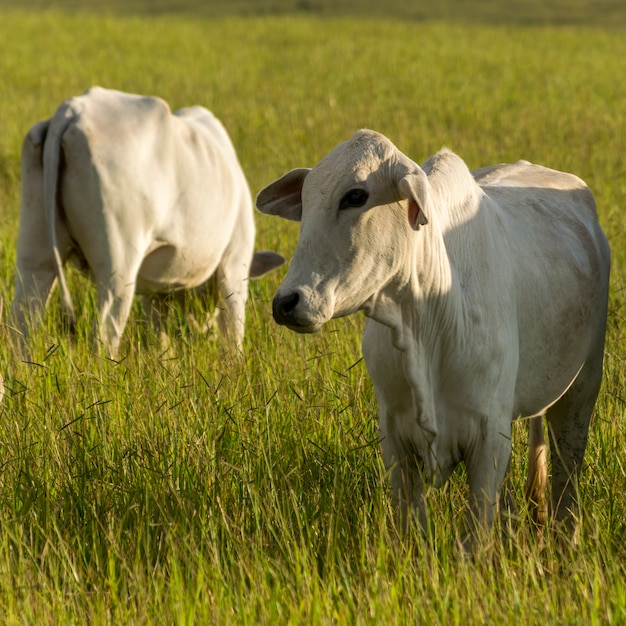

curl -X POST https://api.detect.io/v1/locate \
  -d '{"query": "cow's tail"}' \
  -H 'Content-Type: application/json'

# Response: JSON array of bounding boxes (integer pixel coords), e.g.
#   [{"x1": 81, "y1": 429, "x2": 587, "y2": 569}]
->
[
  {"x1": 525, "y1": 415, "x2": 548, "y2": 528},
  {"x1": 42, "y1": 104, "x2": 77, "y2": 333}
]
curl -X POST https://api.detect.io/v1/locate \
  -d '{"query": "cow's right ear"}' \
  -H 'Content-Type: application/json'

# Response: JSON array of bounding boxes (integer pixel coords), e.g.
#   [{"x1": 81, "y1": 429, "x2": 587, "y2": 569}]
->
[{"x1": 255, "y1": 168, "x2": 310, "y2": 222}]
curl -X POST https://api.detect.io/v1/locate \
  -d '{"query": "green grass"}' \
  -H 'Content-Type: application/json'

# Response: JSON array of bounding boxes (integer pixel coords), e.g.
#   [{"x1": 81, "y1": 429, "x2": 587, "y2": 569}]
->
[
  {"x1": 3, "y1": 0, "x2": 626, "y2": 28},
  {"x1": 0, "y1": 7, "x2": 626, "y2": 624}
]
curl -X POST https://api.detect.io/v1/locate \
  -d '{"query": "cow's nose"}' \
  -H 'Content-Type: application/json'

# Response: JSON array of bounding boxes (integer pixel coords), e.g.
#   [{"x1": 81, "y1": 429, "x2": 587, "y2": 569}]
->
[{"x1": 273, "y1": 291, "x2": 300, "y2": 324}]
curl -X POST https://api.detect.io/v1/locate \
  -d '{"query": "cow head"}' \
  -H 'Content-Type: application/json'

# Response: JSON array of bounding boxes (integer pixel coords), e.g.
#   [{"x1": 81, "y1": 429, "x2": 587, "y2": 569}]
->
[{"x1": 256, "y1": 129, "x2": 430, "y2": 333}]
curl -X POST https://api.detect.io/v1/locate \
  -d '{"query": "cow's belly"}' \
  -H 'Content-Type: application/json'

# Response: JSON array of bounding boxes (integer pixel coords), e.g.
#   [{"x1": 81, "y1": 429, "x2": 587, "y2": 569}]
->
[
  {"x1": 136, "y1": 242, "x2": 220, "y2": 294},
  {"x1": 513, "y1": 351, "x2": 587, "y2": 419},
  {"x1": 512, "y1": 296, "x2": 603, "y2": 418}
]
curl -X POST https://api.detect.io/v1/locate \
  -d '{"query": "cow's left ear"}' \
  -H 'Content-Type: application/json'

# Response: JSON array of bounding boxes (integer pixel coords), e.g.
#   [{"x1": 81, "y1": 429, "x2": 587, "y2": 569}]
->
[
  {"x1": 256, "y1": 168, "x2": 311, "y2": 222},
  {"x1": 397, "y1": 169, "x2": 429, "y2": 231}
]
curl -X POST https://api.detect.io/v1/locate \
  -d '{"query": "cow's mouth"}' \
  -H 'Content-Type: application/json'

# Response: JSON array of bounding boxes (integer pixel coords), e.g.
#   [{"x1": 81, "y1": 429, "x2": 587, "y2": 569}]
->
[{"x1": 280, "y1": 320, "x2": 323, "y2": 334}]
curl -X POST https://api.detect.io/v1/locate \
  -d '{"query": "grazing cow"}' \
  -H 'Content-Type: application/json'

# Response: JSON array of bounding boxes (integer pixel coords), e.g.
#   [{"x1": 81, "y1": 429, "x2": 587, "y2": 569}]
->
[
  {"x1": 256, "y1": 129, "x2": 610, "y2": 542},
  {"x1": 12, "y1": 86, "x2": 284, "y2": 357}
]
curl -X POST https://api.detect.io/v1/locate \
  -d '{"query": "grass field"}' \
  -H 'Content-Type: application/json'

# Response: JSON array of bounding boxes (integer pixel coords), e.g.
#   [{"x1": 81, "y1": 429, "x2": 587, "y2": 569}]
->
[
  {"x1": 3, "y1": 0, "x2": 626, "y2": 28},
  {"x1": 0, "y1": 4, "x2": 625, "y2": 624}
]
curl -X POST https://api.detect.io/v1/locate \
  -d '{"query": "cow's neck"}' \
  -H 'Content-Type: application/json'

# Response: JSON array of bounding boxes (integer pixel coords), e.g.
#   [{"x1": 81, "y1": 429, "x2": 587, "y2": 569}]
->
[
  {"x1": 409, "y1": 151, "x2": 484, "y2": 356},
  {"x1": 362, "y1": 226, "x2": 458, "y2": 447},
  {"x1": 364, "y1": 166, "x2": 482, "y2": 451},
  {"x1": 368, "y1": 213, "x2": 470, "y2": 353}
]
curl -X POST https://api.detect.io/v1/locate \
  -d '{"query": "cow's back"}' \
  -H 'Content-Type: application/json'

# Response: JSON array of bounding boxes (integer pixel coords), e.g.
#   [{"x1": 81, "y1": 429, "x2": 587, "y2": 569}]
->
[
  {"x1": 60, "y1": 87, "x2": 181, "y2": 214},
  {"x1": 57, "y1": 87, "x2": 179, "y2": 228},
  {"x1": 56, "y1": 87, "x2": 250, "y2": 291},
  {"x1": 474, "y1": 161, "x2": 610, "y2": 417}
]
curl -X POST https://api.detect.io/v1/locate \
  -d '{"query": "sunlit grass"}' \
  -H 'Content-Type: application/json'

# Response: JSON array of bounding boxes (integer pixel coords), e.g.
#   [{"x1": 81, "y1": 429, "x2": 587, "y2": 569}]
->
[{"x1": 0, "y1": 8, "x2": 625, "y2": 624}]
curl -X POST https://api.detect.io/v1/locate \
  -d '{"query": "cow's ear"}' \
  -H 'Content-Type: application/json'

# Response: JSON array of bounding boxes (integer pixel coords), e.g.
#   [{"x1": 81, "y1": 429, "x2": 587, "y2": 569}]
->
[
  {"x1": 249, "y1": 250, "x2": 285, "y2": 279},
  {"x1": 398, "y1": 169, "x2": 429, "y2": 231},
  {"x1": 256, "y1": 168, "x2": 310, "y2": 222}
]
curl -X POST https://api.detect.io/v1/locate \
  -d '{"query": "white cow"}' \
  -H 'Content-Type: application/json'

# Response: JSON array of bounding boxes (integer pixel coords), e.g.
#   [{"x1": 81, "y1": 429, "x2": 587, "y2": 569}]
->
[
  {"x1": 11, "y1": 87, "x2": 283, "y2": 356},
  {"x1": 256, "y1": 129, "x2": 610, "y2": 542}
]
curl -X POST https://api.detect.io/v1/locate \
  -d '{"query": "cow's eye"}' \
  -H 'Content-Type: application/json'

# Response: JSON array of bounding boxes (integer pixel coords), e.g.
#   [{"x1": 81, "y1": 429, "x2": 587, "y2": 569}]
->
[{"x1": 339, "y1": 188, "x2": 369, "y2": 210}]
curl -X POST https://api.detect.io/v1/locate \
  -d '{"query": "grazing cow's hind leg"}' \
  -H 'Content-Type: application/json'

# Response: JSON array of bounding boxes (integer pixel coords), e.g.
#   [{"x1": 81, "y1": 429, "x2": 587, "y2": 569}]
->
[
  {"x1": 12, "y1": 269, "x2": 57, "y2": 339},
  {"x1": 12, "y1": 117, "x2": 71, "y2": 350}
]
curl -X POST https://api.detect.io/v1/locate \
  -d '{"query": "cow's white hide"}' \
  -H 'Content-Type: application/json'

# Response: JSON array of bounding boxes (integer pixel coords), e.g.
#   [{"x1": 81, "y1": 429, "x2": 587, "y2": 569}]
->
[
  {"x1": 256, "y1": 129, "x2": 610, "y2": 541},
  {"x1": 11, "y1": 87, "x2": 283, "y2": 356}
]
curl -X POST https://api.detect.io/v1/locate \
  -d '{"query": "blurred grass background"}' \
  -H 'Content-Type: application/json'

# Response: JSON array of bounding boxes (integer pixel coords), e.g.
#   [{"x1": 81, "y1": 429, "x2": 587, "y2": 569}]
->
[
  {"x1": 1, "y1": 0, "x2": 626, "y2": 27},
  {"x1": 0, "y1": 2, "x2": 625, "y2": 623}
]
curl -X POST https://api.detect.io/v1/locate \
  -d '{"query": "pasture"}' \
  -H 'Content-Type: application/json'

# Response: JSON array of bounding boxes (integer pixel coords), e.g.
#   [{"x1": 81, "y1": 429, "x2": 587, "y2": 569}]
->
[{"x1": 0, "y1": 4, "x2": 625, "y2": 624}]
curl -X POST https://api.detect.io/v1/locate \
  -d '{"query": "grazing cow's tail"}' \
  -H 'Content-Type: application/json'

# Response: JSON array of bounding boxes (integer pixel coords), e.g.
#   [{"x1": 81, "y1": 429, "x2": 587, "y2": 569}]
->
[
  {"x1": 42, "y1": 105, "x2": 77, "y2": 332},
  {"x1": 525, "y1": 416, "x2": 548, "y2": 527}
]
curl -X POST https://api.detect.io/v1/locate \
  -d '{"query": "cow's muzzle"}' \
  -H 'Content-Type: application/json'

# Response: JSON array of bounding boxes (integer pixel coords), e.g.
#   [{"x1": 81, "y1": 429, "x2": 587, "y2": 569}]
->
[
  {"x1": 272, "y1": 291, "x2": 320, "y2": 333},
  {"x1": 273, "y1": 291, "x2": 300, "y2": 325}
]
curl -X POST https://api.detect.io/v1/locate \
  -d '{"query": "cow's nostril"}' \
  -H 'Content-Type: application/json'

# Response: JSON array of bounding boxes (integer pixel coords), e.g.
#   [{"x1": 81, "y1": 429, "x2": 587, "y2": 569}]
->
[
  {"x1": 281, "y1": 292, "x2": 299, "y2": 314},
  {"x1": 273, "y1": 291, "x2": 300, "y2": 321}
]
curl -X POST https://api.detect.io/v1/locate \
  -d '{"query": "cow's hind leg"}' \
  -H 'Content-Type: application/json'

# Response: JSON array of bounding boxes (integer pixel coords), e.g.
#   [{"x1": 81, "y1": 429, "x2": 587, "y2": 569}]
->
[
  {"x1": 545, "y1": 354, "x2": 604, "y2": 532},
  {"x1": 11, "y1": 118, "x2": 72, "y2": 351},
  {"x1": 12, "y1": 266, "x2": 57, "y2": 341},
  {"x1": 525, "y1": 416, "x2": 548, "y2": 527},
  {"x1": 12, "y1": 239, "x2": 73, "y2": 352}
]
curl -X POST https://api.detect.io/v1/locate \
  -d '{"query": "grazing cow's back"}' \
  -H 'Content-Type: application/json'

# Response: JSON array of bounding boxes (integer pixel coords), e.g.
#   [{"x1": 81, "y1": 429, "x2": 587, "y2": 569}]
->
[
  {"x1": 256, "y1": 129, "x2": 610, "y2": 545},
  {"x1": 12, "y1": 87, "x2": 283, "y2": 355}
]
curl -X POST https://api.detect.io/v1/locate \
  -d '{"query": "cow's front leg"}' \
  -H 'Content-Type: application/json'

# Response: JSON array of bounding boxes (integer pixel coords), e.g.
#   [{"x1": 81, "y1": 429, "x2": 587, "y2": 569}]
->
[
  {"x1": 463, "y1": 418, "x2": 512, "y2": 548},
  {"x1": 216, "y1": 263, "x2": 248, "y2": 350},
  {"x1": 391, "y1": 455, "x2": 428, "y2": 536},
  {"x1": 379, "y1": 426, "x2": 428, "y2": 535}
]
